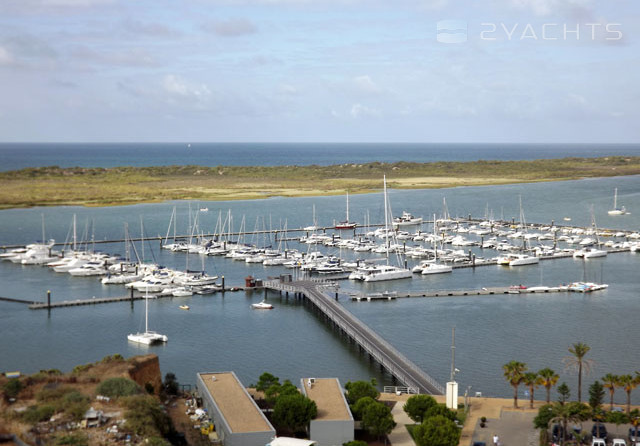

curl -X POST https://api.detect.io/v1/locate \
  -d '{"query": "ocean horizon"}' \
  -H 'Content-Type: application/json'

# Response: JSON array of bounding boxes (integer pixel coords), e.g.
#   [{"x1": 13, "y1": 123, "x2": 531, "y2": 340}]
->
[{"x1": 1, "y1": 142, "x2": 639, "y2": 172}]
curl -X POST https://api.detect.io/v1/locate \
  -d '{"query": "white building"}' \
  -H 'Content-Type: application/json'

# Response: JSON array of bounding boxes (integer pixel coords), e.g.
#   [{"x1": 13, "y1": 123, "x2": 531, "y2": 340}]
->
[
  {"x1": 196, "y1": 372, "x2": 276, "y2": 446},
  {"x1": 300, "y1": 378, "x2": 354, "y2": 446}
]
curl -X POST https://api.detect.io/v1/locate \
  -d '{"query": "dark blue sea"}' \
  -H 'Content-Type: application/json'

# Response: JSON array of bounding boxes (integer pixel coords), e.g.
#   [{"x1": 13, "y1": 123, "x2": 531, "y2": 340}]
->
[{"x1": 1, "y1": 142, "x2": 639, "y2": 171}]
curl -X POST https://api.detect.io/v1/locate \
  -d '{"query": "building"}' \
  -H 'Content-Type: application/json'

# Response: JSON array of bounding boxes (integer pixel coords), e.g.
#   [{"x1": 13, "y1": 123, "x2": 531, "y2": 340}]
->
[
  {"x1": 301, "y1": 378, "x2": 354, "y2": 446},
  {"x1": 196, "y1": 372, "x2": 276, "y2": 446}
]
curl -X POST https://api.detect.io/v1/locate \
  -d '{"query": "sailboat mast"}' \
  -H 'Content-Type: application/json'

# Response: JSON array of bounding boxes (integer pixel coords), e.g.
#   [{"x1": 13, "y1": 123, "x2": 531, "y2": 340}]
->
[
  {"x1": 145, "y1": 289, "x2": 149, "y2": 333},
  {"x1": 73, "y1": 214, "x2": 77, "y2": 252},
  {"x1": 614, "y1": 188, "x2": 618, "y2": 209},
  {"x1": 383, "y1": 175, "x2": 389, "y2": 262},
  {"x1": 346, "y1": 191, "x2": 350, "y2": 222}
]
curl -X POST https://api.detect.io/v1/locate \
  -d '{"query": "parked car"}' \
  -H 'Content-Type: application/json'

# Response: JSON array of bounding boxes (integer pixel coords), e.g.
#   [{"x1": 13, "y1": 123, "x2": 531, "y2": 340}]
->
[
  {"x1": 553, "y1": 424, "x2": 568, "y2": 443},
  {"x1": 630, "y1": 427, "x2": 640, "y2": 443},
  {"x1": 592, "y1": 423, "x2": 608, "y2": 440},
  {"x1": 612, "y1": 439, "x2": 628, "y2": 446},
  {"x1": 592, "y1": 439, "x2": 606, "y2": 446}
]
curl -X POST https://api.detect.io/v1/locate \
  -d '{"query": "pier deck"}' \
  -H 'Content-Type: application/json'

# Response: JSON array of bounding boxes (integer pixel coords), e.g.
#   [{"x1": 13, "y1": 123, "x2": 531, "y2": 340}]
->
[{"x1": 265, "y1": 279, "x2": 444, "y2": 395}]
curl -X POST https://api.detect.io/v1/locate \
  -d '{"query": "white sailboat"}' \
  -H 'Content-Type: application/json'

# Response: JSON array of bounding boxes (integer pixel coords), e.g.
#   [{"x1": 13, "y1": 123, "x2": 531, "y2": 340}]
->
[
  {"x1": 335, "y1": 192, "x2": 357, "y2": 229},
  {"x1": 349, "y1": 176, "x2": 411, "y2": 282},
  {"x1": 607, "y1": 188, "x2": 628, "y2": 215},
  {"x1": 128, "y1": 290, "x2": 168, "y2": 345}
]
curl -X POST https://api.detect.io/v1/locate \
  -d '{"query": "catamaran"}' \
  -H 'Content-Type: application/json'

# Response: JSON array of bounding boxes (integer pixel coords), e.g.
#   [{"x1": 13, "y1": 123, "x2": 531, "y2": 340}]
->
[{"x1": 127, "y1": 290, "x2": 168, "y2": 345}]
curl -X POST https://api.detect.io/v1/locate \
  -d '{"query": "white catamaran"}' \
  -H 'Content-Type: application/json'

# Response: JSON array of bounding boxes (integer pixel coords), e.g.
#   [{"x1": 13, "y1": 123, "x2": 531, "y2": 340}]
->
[{"x1": 127, "y1": 290, "x2": 168, "y2": 345}]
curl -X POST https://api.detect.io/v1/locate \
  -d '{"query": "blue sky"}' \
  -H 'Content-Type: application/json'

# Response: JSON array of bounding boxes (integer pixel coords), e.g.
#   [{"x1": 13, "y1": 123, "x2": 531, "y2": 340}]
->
[{"x1": 0, "y1": 0, "x2": 638, "y2": 143}]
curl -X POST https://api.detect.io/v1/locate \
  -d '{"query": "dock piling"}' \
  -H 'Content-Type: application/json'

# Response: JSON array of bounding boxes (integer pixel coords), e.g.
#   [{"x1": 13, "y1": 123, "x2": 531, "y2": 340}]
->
[{"x1": 47, "y1": 290, "x2": 51, "y2": 309}]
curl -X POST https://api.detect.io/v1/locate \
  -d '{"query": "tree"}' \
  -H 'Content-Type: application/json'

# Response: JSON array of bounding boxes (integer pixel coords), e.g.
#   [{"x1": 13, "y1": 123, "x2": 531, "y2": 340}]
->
[
  {"x1": 538, "y1": 368, "x2": 559, "y2": 404},
  {"x1": 557, "y1": 382, "x2": 570, "y2": 405},
  {"x1": 256, "y1": 372, "x2": 280, "y2": 392},
  {"x1": 343, "y1": 442, "x2": 367, "y2": 446},
  {"x1": 272, "y1": 393, "x2": 317, "y2": 433},
  {"x1": 549, "y1": 401, "x2": 591, "y2": 446},
  {"x1": 163, "y1": 373, "x2": 179, "y2": 396},
  {"x1": 503, "y1": 360, "x2": 527, "y2": 408},
  {"x1": 533, "y1": 404, "x2": 555, "y2": 430},
  {"x1": 523, "y1": 372, "x2": 540, "y2": 409},
  {"x1": 403, "y1": 395, "x2": 437, "y2": 423},
  {"x1": 602, "y1": 373, "x2": 619, "y2": 410},
  {"x1": 588, "y1": 380, "x2": 605, "y2": 410},
  {"x1": 564, "y1": 342, "x2": 592, "y2": 403},
  {"x1": 607, "y1": 411, "x2": 629, "y2": 437},
  {"x1": 265, "y1": 379, "x2": 298, "y2": 406},
  {"x1": 344, "y1": 379, "x2": 379, "y2": 405},
  {"x1": 413, "y1": 415, "x2": 461, "y2": 446},
  {"x1": 361, "y1": 401, "x2": 396, "y2": 440},
  {"x1": 424, "y1": 404, "x2": 457, "y2": 422},
  {"x1": 351, "y1": 396, "x2": 376, "y2": 421},
  {"x1": 617, "y1": 374, "x2": 637, "y2": 414}
]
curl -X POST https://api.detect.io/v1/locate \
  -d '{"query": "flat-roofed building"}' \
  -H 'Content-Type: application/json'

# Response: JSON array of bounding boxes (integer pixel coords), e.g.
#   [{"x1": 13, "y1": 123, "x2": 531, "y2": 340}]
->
[
  {"x1": 197, "y1": 372, "x2": 276, "y2": 446},
  {"x1": 301, "y1": 378, "x2": 354, "y2": 446}
]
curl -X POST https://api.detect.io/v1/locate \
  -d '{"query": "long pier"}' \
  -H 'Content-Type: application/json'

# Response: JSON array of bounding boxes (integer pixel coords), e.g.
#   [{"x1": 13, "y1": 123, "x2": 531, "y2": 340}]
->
[{"x1": 264, "y1": 278, "x2": 445, "y2": 395}]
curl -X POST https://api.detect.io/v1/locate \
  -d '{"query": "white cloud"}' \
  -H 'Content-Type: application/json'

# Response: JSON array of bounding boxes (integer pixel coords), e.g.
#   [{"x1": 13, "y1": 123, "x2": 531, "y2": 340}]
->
[
  {"x1": 203, "y1": 19, "x2": 257, "y2": 37},
  {"x1": 0, "y1": 46, "x2": 15, "y2": 65},
  {"x1": 279, "y1": 84, "x2": 298, "y2": 95},
  {"x1": 506, "y1": 0, "x2": 594, "y2": 17},
  {"x1": 162, "y1": 74, "x2": 212, "y2": 100},
  {"x1": 350, "y1": 103, "x2": 381, "y2": 118},
  {"x1": 353, "y1": 75, "x2": 380, "y2": 93}
]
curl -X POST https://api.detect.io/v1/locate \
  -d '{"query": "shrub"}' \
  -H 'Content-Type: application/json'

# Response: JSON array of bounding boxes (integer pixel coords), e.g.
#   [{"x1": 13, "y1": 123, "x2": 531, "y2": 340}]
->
[
  {"x1": 3, "y1": 379, "x2": 22, "y2": 400},
  {"x1": 54, "y1": 432, "x2": 88, "y2": 446},
  {"x1": 23, "y1": 404, "x2": 56, "y2": 423},
  {"x1": 122, "y1": 395, "x2": 172, "y2": 438},
  {"x1": 96, "y1": 378, "x2": 142, "y2": 398}
]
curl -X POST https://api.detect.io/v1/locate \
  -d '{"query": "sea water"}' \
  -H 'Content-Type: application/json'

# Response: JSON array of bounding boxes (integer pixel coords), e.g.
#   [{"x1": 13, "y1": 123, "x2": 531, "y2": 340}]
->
[{"x1": 1, "y1": 174, "x2": 639, "y2": 403}]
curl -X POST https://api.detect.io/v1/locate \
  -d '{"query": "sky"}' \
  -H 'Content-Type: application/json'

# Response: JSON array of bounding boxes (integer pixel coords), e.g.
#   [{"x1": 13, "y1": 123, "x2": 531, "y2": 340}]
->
[{"x1": 0, "y1": 0, "x2": 639, "y2": 143}]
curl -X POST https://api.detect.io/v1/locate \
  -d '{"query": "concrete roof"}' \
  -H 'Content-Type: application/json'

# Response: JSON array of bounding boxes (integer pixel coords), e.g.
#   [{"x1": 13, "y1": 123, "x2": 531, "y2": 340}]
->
[
  {"x1": 199, "y1": 372, "x2": 273, "y2": 433},
  {"x1": 301, "y1": 378, "x2": 352, "y2": 421}
]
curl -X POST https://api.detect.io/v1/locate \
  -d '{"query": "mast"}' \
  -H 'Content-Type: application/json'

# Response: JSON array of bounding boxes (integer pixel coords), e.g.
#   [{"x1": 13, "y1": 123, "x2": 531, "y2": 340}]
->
[
  {"x1": 145, "y1": 288, "x2": 149, "y2": 333},
  {"x1": 614, "y1": 188, "x2": 618, "y2": 209},
  {"x1": 383, "y1": 175, "x2": 389, "y2": 262},
  {"x1": 73, "y1": 214, "x2": 77, "y2": 252},
  {"x1": 41, "y1": 214, "x2": 46, "y2": 244},
  {"x1": 346, "y1": 191, "x2": 350, "y2": 222}
]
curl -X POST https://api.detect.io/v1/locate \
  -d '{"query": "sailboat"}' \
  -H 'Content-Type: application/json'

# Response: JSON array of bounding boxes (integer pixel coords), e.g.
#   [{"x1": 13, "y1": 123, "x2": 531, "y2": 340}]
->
[
  {"x1": 303, "y1": 204, "x2": 319, "y2": 231},
  {"x1": 127, "y1": 290, "x2": 168, "y2": 345},
  {"x1": 607, "y1": 188, "x2": 628, "y2": 215},
  {"x1": 335, "y1": 191, "x2": 357, "y2": 229},
  {"x1": 349, "y1": 176, "x2": 412, "y2": 282}
]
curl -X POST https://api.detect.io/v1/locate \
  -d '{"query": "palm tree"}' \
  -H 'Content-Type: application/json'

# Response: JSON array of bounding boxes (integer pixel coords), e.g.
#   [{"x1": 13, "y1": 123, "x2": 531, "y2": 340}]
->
[
  {"x1": 550, "y1": 401, "x2": 592, "y2": 446},
  {"x1": 539, "y1": 368, "x2": 560, "y2": 404},
  {"x1": 617, "y1": 374, "x2": 637, "y2": 414},
  {"x1": 563, "y1": 342, "x2": 593, "y2": 403},
  {"x1": 602, "y1": 373, "x2": 619, "y2": 410},
  {"x1": 523, "y1": 372, "x2": 540, "y2": 409},
  {"x1": 503, "y1": 360, "x2": 527, "y2": 408}
]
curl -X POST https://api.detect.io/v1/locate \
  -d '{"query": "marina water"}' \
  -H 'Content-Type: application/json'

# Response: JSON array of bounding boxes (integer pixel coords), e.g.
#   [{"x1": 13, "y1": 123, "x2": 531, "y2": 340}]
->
[{"x1": 1, "y1": 173, "x2": 640, "y2": 403}]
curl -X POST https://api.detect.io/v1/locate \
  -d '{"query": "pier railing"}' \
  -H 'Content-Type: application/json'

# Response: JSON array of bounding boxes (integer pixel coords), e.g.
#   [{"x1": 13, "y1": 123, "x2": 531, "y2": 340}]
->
[{"x1": 265, "y1": 279, "x2": 445, "y2": 395}]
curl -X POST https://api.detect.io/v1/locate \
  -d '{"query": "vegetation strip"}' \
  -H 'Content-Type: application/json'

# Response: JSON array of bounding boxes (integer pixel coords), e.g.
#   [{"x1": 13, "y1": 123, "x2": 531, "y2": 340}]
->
[{"x1": 1, "y1": 156, "x2": 639, "y2": 209}]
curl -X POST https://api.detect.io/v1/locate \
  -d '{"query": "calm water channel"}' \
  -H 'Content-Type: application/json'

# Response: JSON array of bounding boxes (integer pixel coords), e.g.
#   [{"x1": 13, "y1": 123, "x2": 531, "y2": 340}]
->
[{"x1": 1, "y1": 175, "x2": 639, "y2": 402}]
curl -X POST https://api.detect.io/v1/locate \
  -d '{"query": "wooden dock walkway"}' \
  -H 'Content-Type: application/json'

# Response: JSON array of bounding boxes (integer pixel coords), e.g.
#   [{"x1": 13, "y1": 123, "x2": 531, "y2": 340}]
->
[
  {"x1": 0, "y1": 296, "x2": 42, "y2": 305},
  {"x1": 352, "y1": 285, "x2": 570, "y2": 301},
  {"x1": 265, "y1": 278, "x2": 445, "y2": 395},
  {"x1": 29, "y1": 294, "x2": 146, "y2": 310}
]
